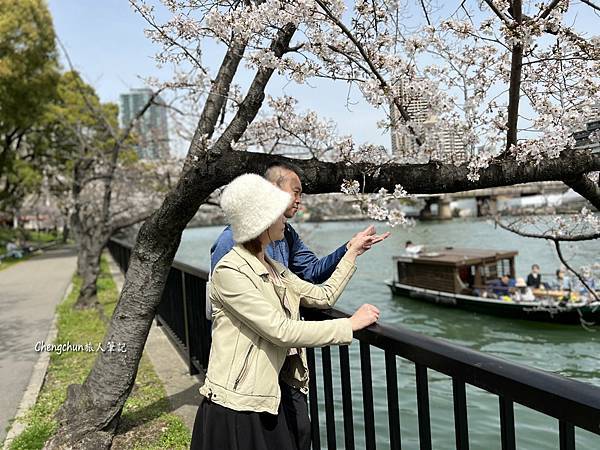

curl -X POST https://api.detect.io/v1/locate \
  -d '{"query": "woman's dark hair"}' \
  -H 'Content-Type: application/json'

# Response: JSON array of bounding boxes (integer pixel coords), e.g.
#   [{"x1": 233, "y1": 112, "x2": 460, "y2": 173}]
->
[{"x1": 242, "y1": 237, "x2": 262, "y2": 255}]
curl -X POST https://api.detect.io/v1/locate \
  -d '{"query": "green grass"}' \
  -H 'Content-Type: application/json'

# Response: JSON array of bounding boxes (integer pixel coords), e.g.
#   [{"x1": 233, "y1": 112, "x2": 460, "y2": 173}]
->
[
  {"x1": 0, "y1": 227, "x2": 61, "y2": 271},
  {"x1": 0, "y1": 228, "x2": 59, "y2": 251},
  {"x1": 6, "y1": 257, "x2": 192, "y2": 450}
]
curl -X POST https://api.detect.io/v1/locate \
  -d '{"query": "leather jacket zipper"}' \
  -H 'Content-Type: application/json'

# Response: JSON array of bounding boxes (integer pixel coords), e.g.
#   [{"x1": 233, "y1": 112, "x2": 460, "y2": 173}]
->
[{"x1": 234, "y1": 344, "x2": 254, "y2": 390}]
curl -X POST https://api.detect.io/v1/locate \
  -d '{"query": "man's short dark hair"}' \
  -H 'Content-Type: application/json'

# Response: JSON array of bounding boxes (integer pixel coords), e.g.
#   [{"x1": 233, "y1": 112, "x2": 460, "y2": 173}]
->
[
  {"x1": 532, "y1": 264, "x2": 540, "y2": 270},
  {"x1": 264, "y1": 161, "x2": 303, "y2": 187}
]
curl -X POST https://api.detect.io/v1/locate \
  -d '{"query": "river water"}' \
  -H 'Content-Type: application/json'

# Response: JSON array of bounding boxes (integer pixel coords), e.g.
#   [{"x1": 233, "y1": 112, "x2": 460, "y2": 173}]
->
[{"x1": 175, "y1": 219, "x2": 600, "y2": 449}]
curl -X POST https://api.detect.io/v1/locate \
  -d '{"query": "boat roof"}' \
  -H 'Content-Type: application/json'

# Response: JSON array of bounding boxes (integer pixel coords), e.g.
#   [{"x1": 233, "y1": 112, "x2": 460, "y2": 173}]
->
[{"x1": 393, "y1": 247, "x2": 518, "y2": 266}]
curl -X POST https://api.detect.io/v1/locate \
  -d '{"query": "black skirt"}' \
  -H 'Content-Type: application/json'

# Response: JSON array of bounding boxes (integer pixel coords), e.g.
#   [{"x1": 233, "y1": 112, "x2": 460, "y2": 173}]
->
[{"x1": 190, "y1": 398, "x2": 297, "y2": 450}]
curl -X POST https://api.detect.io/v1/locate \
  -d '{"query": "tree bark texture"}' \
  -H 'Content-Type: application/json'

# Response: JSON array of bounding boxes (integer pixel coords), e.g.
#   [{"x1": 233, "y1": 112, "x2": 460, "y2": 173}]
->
[
  {"x1": 213, "y1": 148, "x2": 600, "y2": 196},
  {"x1": 75, "y1": 234, "x2": 105, "y2": 309},
  {"x1": 564, "y1": 174, "x2": 600, "y2": 210}
]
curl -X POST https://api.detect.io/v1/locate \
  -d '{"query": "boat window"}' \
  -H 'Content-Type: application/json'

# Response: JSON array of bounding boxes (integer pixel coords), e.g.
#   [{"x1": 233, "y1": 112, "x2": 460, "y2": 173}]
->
[
  {"x1": 484, "y1": 264, "x2": 498, "y2": 279},
  {"x1": 397, "y1": 262, "x2": 407, "y2": 281},
  {"x1": 459, "y1": 265, "x2": 475, "y2": 288}
]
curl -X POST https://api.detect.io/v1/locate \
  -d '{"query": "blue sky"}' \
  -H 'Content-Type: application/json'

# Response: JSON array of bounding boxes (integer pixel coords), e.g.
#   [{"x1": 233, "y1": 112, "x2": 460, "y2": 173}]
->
[
  {"x1": 47, "y1": 1, "x2": 599, "y2": 156},
  {"x1": 47, "y1": 0, "x2": 390, "y2": 156}
]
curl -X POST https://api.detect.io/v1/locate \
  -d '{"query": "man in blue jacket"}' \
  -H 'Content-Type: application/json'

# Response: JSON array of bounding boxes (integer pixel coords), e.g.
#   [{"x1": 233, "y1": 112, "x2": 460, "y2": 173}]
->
[{"x1": 210, "y1": 162, "x2": 389, "y2": 450}]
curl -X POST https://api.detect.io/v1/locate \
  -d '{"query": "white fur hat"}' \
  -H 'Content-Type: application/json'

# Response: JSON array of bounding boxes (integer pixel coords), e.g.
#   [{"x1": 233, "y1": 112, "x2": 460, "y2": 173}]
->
[{"x1": 221, "y1": 173, "x2": 291, "y2": 243}]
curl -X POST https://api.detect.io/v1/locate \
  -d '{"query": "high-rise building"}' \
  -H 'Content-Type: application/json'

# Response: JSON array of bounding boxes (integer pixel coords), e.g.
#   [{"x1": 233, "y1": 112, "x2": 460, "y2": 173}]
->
[
  {"x1": 119, "y1": 88, "x2": 170, "y2": 159},
  {"x1": 390, "y1": 81, "x2": 467, "y2": 164}
]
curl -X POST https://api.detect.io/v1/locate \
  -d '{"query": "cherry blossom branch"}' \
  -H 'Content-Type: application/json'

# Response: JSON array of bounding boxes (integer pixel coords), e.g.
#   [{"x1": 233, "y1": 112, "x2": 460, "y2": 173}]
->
[
  {"x1": 538, "y1": 0, "x2": 564, "y2": 19},
  {"x1": 130, "y1": 0, "x2": 208, "y2": 75},
  {"x1": 183, "y1": 37, "x2": 247, "y2": 170},
  {"x1": 210, "y1": 23, "x2": 297, "y2": 153},
  {"x1": 313, "y1": 0, "x2": 423, "y2": 146},
  {"x1": 481, "y1": 0, "x2": 512, "y2": 25},
  {"x1": 214, "y1": 148, "x2": 600, "y2": 196}
]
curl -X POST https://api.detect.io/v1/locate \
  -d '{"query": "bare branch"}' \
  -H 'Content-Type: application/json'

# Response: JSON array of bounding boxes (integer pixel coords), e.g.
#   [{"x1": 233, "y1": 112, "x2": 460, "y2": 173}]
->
[
  {"x1": 505, "y1": 0, "x2": 523, "y2": 153},
  {"x1": 109, "y1": 209, "x2": 154, "y2": 234},
  {"x1": 564, "y1": 175, "x2": 600, "y2": 210},
  {"x1": 579, "y1": 0, "x2": 600, "y2": 12},
  {"x1": 419, "y1": 0, "x2": 432, "y2": 26},
  {"x1": 553, "y1": 240, "x2": 599, "y2": 302},
  {"x1": 130, "y1": 0, "x2": 208, "y2": 75}
]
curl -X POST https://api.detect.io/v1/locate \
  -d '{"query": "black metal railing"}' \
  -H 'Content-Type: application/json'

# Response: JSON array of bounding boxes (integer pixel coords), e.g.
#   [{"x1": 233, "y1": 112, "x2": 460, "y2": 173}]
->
[
  {"x1": 108, "y1": 238, "x2": 211, "y2": 375},
  {"x1": 108, "y1": 238, "x2": 600, "y2": 450}
]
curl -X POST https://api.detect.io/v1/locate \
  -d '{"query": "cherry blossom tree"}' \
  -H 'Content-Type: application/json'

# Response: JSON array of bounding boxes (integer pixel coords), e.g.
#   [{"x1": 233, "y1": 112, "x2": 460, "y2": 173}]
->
[
  {"x1": 46, "y1": 0, "x2": 600, "y2": 447},
  {"x1": 44, "y1": 67, "x2": 175, "y2": 310}
]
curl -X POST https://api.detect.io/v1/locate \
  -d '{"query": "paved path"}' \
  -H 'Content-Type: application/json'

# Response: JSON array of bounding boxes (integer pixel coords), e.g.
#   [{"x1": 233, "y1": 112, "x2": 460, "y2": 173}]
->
[{"x1": 0, "y1": 245, "x2": 77, "y2": 445}]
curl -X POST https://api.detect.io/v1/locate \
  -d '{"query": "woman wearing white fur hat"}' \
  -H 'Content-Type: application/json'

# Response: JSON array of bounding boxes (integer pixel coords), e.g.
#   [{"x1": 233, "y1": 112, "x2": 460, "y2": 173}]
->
[{"x1": 191, "y1": 173, "x2": 382, "y2": 450}]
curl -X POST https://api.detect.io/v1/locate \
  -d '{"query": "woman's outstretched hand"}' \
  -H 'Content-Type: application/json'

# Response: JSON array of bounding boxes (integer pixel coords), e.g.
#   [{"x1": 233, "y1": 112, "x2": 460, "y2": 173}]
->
[{"x1": 350, "y1": 304, "x2": 380, "y2": 331}]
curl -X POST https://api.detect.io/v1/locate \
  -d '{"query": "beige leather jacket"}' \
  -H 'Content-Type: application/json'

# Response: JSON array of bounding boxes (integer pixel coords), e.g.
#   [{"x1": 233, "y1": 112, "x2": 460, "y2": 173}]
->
[{"x1": 199, "y1": 244, "x2": 356, "y2": 414}]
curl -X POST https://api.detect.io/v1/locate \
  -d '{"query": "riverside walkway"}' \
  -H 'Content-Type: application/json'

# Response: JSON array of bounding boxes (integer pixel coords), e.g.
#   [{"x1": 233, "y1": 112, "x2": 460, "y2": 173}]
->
[{"x1": 0, "y1": 245, "x2": 77, "y2": 445}]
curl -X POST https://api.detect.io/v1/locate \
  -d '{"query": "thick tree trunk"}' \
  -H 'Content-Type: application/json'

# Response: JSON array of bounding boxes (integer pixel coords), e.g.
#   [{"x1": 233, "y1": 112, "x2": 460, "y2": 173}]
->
[
  {"x1": 46, "y1": 172, "x2": 223, "y2": 449},
  {"x1": 75, "y1": 238, "x2": 104, "y2": 309},
  {"x1": 61, "y1": 224, "x2": 70, "y2": 243}
]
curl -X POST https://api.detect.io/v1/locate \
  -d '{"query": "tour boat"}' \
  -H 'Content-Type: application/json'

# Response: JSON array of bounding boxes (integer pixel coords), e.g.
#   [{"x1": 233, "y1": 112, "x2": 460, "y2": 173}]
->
[{"x1": 386, "y1": 247, "x2": 600, "y2": 325}]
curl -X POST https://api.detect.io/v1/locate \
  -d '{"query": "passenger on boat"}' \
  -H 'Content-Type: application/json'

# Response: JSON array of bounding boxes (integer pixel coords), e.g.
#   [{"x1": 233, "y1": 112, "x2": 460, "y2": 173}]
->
[
  {"x1": 551, "y1": 268, "x2": 573, "y2": 291},
  {"x1": 191, "y1": 174, "x2": 381, "y2": 450},
  {"x1": 489, "y1": 274, "x2": 514, "y2": 297},
  {"x1": 513, "y1": 277, "x2": 535, "y2": 302},
  {"x1": 526, "y1": 264, "x2": 542, "y2": 288},
  {"x1": 404, "y1": 240, "x2": 423, "y2": 255},
  {"x1": 575, "y1": 267, "x2": 597, "y2": 297}
]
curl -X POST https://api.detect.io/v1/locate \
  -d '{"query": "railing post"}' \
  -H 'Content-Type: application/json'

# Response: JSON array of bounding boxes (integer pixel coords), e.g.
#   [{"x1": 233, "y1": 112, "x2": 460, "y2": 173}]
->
[
  {"x1": 339, "y1": 345, "x2": 355, "y2": 450},
  {"x1": 452, "y1": 378, "x2": 469, "y2": 450},
  {"x1": 385, "y1": 351, "x2": 401, "y2": 450},
  {"x1": 307, "y1": 347, "x2": 321, "y2": 450},
  {"x1": 559, "y1": 421, "x2": 575, "y2": 450},
  {"x1": 181, "y1": 272, "x2": 199, "y2": 376},
  {"x1": 499, "y1": 397, "x2": 516, "y2": 450},
  {"x1": 360, "y1": 341, "x2": 376, "y2": 450},
  {"x1": 415, "y1": 363, "x2": 432, "y2": 450},
  {"x1": 321, "y1": 346, "x2": 336, "y2": 450}
]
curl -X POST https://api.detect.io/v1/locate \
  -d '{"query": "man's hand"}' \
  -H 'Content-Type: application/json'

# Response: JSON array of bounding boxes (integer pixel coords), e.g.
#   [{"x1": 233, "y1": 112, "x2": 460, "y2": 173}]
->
[{"x1": 346, "y1": 225, "x2": 391, "y2": 257}]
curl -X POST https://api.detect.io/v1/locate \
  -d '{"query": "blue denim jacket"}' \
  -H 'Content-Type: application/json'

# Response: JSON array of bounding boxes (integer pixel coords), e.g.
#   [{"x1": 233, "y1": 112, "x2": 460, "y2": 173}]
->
[{"x1": 210, "y1": 223, "x2": 347, "y2": 283}]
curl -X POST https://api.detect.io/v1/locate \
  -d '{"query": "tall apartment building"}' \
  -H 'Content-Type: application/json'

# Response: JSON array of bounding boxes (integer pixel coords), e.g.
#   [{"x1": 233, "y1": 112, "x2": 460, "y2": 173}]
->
[
  {"x1": 390, "y1": 81, "x2": 467, "y2": 164},
  {"x1": 120, "y1": 88, "x2": 170, "y2": 159}
]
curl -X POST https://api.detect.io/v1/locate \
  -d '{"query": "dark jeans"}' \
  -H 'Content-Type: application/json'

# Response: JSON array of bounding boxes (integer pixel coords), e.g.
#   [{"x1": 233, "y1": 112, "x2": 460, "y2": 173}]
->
[{"x1": 280, "y1": 381, "x2": 311, "y2": 450}]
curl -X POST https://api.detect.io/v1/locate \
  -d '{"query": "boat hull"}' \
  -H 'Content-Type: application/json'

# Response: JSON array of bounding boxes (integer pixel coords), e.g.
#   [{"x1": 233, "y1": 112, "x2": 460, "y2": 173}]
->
[{"x1": 387, "y1": 281, "x2": 600, "y2": 325}]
